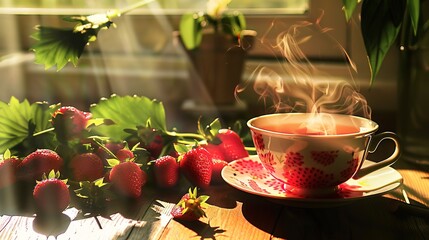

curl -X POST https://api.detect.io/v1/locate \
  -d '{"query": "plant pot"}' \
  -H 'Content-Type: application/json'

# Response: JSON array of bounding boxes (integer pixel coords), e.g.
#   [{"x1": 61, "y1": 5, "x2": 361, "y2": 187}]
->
[{"x1": 178, "y1": 30, "x2": 256, "y2": 106}]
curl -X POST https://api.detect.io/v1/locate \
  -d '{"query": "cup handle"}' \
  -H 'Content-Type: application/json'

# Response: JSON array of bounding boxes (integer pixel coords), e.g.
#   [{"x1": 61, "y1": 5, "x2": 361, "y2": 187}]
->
[{"x1": 353, "y1": 132, "x2": 401, "y2": 179}]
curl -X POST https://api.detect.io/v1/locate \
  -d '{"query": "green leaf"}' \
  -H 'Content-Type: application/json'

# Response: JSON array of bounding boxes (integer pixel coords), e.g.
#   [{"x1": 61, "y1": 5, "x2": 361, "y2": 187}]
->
[
  {"x1": 407, "y1": 0, "x2": 420, "y2": 35},
  {"x1": 3, "y1": 149, "x2": 11, "y2": 159},
  {"x1": 221, "y1": 12, "x2": 246, "y2": 36},
  {"x1": 90, "y1": 95, "x2": 167, "y2": 141},
  {"x1": 107, "y1": 159, "x2": 121, "y2": 167},
  {"x1": 31, "y1": 26, "x2": 92, "y2": 70},
  {"x1": 361, "y1": 0, "x2": 402, "y2": 84},
  {"x1": 342, "y1": 0, "x2": 359, "y2": 21},
  {"x1": 174, "y1": 143, "x2": 191, "y2": 155},
  {"x1": 208, "y1": 119, "x2": 222, "y2": 137},
  {"x1": 0, "y1": 98, "x2": 58, "y2": 155},
  {"x1": 179, "y1": 13, "x2": 204, "y2": 50}
]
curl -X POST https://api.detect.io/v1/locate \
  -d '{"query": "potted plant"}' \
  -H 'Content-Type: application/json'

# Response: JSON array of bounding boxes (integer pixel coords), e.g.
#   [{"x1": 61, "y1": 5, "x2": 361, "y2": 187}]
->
[
  {"x1": 342, "y1": 0, "x2": 429, "y2": 164},
  {"x1": 177, "y1": 0, "x2": 257, "y2": 106}
]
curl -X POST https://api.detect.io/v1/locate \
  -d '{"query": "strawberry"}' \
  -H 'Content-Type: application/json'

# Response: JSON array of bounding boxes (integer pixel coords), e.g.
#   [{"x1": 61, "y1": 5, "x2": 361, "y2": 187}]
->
[
  {"x1": 115, "y1": 149, "x2": 134, "y2": 162},
  {"x1": 136, "y1": 128, "x2": 164, "y2": 159},
  {"x1": 170, "y1": 188, "x2": 209, "y2": 221},
  {"x1": 109, "y1": 161, "x2": 146, "y2": 198},
  {"x1": 96, "y1": 142, "x2": 124, "y2": 162},
  {"x1": 33, "y1": 170, "x2": 70, "y2": 214},
  {"x1": 153, "y1": 155, "x2": 179, "y2": 188},
  {"x1": 18, "y1": 149, "x2": 63, "y2": 181},
  {"x1": 69, "y1": 153, "x2": 104, "y2": 182},
  {"x1": 0, "y1": 152, "x2": 20, "y2": 189},
  {"x1": 51, "y1": 106, "x2": 91, "y2": 143},
  {"x1": 211, "y1": 159, "x2": 228, "y2": 184},
  {"x1": 179, "y1": 147, "x2": 213, "y2": 189},
  {"x1": 216, "y1": 129, "x2": 249, "y2": 162},
  {"x1": 202, "y1": 143, "x2": 225, "y2": 161}
]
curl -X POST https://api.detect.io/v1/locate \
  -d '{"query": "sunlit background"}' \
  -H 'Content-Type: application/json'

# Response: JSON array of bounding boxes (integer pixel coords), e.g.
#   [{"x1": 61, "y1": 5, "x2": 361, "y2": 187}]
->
[{"x1": 0, "y1": 0, "x2": 399, "y2": 131}]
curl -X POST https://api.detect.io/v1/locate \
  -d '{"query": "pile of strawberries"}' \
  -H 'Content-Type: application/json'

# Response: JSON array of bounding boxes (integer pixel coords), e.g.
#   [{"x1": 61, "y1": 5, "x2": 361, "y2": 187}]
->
[{"x1": 0, "y1": 104, "x2": 249, "y2": 220}]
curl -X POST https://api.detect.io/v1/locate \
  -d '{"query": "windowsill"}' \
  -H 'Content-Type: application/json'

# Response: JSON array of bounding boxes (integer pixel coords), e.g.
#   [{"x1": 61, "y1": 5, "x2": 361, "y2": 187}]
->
[{"x1": 0, "y1": 51, "x2": 397, "y2": 112}]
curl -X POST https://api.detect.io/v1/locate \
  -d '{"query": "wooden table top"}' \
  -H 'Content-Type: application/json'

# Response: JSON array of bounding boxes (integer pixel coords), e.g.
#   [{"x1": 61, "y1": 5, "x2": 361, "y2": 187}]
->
[{"x1": 1, "y1": 158, "x2": 428, "y2": 240}]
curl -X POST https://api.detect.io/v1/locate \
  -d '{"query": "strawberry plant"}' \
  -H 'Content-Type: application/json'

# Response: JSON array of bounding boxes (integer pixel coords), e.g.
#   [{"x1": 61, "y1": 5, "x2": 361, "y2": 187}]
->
[
  {"x1": 0, "y1": 94, "x2": 253, "y2": 218},
  {"x1": 153, "y1": 155, "x2": 180, "y2": 188},
  {"x1": 170, "y1": 187, "x2": 209, "y2": 222},
  {"x1": 74, "y1": 178, "x2": 114, "y2": 213},
  {"x1": 0, "y1": 150, "x2": 20, "y2": 189},
  {"x1": 108, "y1": 159, "x2": 147, "y2": 198},
  {"x1": 17, "y1": 149, "x2": 64, "y2": 182},
  {"x1": 69, "y1": 153, "x2": 104, "y2": 182},
  {"x1": 33, "y1": 170, "x2": 70, "y2": 215},
  {"x1": 179, "y1": 147, "x2": 213, "y2": 189}
]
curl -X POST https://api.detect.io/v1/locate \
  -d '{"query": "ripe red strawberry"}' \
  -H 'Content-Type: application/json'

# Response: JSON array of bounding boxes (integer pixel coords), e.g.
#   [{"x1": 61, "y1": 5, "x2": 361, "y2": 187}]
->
[
  {"x1": 179, "y1": 147, "x2": 213, "y2": 189},
  {"x1": 51, "y1": 106, "x2": 91, "y2": 143},
  {"x1": 211, "y1": 159, "x2": 228, "y2": 184},
  {"x1": 202, "y1": 143, "x2": 225, "y2": 160},
  {"x1": 145, "y1": 134, "x2": 163, "y2": 159},
  {"x1": 0, "y1": 155, "x2": 20, "y2": 189},
  {"x1": 115, "y1": 149, "x2": 134, "y2": 162},
  {"x1": 109, "y1": 161, "x2": 146, "y2": 198},
  {"x1": 33, "y1": 170, "x2": 70, "y2": 214},
  {"x1": 18, "y1": 149, "x2": 63, "y2": 181},
  {"x1": 170, "y1": 188, "x2": 209, "y2": 221},
  {"x1": 216, "y1": 129, "x2": 249, "y2": 162},
  {"x1": 153, "y1": 155, "x2": 179, "y2": 188},
  {"x1": 96, "y1": 142, "x2": 124, "y2": 161},
  {"x1": 69, "y1": 153, "x2": 104, "y2": 182}
]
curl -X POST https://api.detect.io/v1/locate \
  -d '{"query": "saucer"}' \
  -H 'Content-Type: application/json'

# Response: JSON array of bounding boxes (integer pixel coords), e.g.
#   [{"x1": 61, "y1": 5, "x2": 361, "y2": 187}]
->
[{"x1": 221, "y1": 155, "x2": 403, "y2": 208}]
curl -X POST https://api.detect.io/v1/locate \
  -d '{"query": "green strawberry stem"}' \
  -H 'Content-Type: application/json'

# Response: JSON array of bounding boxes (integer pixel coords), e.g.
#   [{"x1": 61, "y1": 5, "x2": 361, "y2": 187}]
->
[
  {"x1": 32, "y1": 127, "x2": 55, "y2": 137},
  {"x1": 167, "y1": 131, "x2": 205, "y2": 140}
]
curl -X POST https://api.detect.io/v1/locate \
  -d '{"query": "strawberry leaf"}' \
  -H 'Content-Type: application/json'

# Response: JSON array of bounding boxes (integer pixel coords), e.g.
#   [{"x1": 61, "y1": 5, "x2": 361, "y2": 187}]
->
[
  {"x1": 3, "y1": 149, "x2": 11, "y2": 159},
  {"x1": 0, "y1": 97, "x2": 58, "y2": 155},
  {"x1": 90, "y1": 95, "x2": 167, "y2": 141},
  {"x1": 31, "y1": 26, "x2": 90, "y2": 70},
  {"x1": 107, "y1": 159, "x2": 121, "y2": 167},
  {"x1": 174, "y1": 143, "x2": 191, "y2": 155}
]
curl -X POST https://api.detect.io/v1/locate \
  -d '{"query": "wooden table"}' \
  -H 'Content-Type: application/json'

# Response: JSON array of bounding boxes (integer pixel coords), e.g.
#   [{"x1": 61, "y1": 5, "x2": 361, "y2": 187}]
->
[{"x1": 1, "y1": 159, "x2": 428, "y2": 240}]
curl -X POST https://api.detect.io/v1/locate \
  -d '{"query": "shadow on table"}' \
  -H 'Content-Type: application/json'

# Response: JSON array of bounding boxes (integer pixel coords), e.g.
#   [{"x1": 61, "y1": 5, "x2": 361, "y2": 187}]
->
[
  {"x1": 174, "y1": 219, "x2": 227, "y2": 240},
  {"x1": 241, "y1": 196, "x2": 429, "y2": 240}
]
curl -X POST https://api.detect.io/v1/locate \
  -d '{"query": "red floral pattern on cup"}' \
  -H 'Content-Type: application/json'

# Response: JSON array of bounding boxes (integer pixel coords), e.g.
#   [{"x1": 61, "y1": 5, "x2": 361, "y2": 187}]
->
[
  {"x1": 340, "y1": 157, "x2": 360, "y2": 180},
  {"x1": 258, "y1": 152, "x2": 275, "y2": 173},
  {"x1": 252, "y1": 133, "x2": 265, "y2": 151},
  {"x1": 311, "y1": 150, "x2": 339, "y2": 166},
  {"x1": 231, "y1": 158, "x2": 269, "y2": 179},
  {"x1": 282, "y1": 166, "x2": 335, "y2": 188},
  {"x1": 284, "y1": 152, "x2": 304, "y2": 168}
]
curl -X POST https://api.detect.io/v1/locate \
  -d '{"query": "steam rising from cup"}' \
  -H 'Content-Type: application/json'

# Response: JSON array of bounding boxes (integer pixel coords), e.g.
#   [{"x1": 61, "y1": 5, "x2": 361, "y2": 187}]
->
[{"x1": 236, "y1": 16, "x2": 371, "y2": 135}]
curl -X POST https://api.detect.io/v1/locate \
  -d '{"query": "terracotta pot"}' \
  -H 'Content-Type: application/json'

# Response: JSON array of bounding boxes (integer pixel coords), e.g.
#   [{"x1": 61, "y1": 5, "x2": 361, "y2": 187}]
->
[{"x1": 178, "y1": 31, "x2": 256, "y2": 106}]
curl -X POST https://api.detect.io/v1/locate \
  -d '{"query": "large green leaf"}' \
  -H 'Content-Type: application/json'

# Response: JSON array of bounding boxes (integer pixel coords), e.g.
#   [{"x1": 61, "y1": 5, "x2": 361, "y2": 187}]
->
[
  {"x1": 361, "y1": 0, "x2": 402, "y2": 84},
  {"x1": 31, "y1": 26, "x2": 90, "y2": 70},
  {"x1": 0, "y1": 97, "x2": 58, "y2": 154},
  {"x1": 90, "y1": 95, "x2": 167, "y2": 141},
  {"x1": 342, "y1": 0, "x2": 359, "y2": 21}
]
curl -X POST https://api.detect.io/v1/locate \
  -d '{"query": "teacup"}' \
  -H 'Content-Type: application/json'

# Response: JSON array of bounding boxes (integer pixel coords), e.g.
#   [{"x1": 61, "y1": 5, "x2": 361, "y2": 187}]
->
[{"x1": 247, "y1": 113, "x2": 401, "y2": 197}]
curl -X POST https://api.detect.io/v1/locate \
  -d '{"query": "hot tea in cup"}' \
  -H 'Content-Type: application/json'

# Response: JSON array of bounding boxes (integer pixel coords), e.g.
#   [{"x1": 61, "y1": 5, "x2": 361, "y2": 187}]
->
[{"x1": 247, "y1": 113, "x2": 401, "y2": 197}]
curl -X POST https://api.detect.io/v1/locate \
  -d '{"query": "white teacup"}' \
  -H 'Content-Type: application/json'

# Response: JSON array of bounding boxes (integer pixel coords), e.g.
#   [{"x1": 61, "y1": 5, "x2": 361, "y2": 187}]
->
[{"x1": 247, "y1": 113, "x2": 401, "y2": 197}]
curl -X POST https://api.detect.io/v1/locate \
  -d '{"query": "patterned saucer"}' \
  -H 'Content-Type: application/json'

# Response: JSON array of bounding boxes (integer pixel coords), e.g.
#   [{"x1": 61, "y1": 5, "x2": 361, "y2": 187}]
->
[{"x1": 221, "y1": 155, "x2": 403, "y2": 207}]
